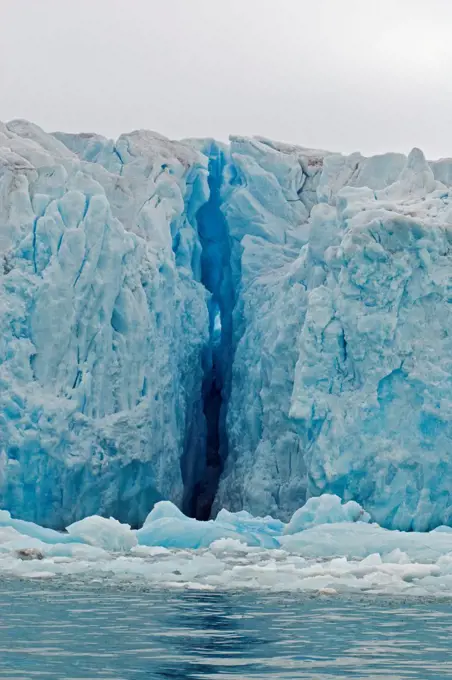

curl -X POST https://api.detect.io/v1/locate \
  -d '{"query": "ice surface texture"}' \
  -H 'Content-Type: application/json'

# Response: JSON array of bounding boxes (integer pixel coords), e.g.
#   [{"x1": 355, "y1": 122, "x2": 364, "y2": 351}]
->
[
  {"x1": 0, "y1": 121, "x2": 209, "y2": 527},
  {"x1": 215, "y1": 139, "x2": 452, "y2": 531},
  {"x1": 2, "y1": 119, "x2": 452, "y2": 531},
  {"x1": 284, "y1": 495, "x2": 370, "y2": 533}
]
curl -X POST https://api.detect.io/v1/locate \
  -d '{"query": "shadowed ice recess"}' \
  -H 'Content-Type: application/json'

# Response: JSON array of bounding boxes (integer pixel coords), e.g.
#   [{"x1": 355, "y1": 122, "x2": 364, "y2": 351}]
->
[{"x1": 2, "y1": 119, "x2": 452, "y2": 575}]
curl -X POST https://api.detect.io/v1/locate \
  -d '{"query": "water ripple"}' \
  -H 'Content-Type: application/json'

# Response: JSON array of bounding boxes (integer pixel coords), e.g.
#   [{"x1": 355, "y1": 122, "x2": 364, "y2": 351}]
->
[{"x1": 0, "y1": 584, "x2": 451, "y2": 679}]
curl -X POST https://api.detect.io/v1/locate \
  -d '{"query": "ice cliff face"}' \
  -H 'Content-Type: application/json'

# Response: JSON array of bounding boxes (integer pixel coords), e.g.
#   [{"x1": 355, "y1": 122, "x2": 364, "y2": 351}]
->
[
  {"x1": 0, "y1": 120, "x2": 209, "y2": 527},
  {"x1": 2, "y1": 119, "x2": 452, "y2": 531},
  {"x1": 217, "y1": 141, "x2": 452, "y2": 531},
  {"x1": 214, "y1": 137, "x2": 325, "y2": 518},
  {"x1": 290, "y1": 151, "x2": 452, "y2": 531}
]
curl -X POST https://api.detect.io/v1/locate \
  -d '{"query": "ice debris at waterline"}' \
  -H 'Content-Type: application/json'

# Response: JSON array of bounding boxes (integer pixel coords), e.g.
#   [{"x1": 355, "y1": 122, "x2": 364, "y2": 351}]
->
[
  {"x1": 1, "y1": 495, "x2": 452, "y2": 597},
  {"x1": 4, "y1": 120, "x2": 452, "y2": 530}
]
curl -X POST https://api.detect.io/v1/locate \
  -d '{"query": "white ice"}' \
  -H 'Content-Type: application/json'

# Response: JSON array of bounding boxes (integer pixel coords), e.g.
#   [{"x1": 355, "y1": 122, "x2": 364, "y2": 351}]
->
[{"x1": 0, "y1": 495, "x2": 451, "y2": 598}]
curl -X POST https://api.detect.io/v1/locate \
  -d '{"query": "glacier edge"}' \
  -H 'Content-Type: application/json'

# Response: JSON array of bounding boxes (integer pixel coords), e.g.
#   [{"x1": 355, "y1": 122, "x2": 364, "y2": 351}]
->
[{"x1": 2, "y1": 119, "x2": 452, "y2": 532}]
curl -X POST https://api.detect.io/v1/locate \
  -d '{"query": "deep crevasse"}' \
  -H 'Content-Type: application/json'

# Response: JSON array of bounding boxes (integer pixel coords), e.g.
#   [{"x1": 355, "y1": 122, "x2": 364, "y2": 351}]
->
[
  {"x1": 182, "y1": 139, "x2": 233, "y2": 519},
  {"x1": 2, "y1": 120, "x2": 452, "y2": 531}
]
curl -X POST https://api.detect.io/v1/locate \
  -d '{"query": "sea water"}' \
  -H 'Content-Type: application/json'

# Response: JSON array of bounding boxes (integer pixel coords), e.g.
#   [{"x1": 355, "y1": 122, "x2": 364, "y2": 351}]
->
[{"x1": 0, "y1": 581, "x2": 452, "y2": 679}]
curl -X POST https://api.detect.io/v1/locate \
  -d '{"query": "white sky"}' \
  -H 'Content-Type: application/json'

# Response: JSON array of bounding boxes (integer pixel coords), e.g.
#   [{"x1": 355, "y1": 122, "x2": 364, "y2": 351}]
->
[{"x1": 1, "y1": 0, "x2": 452, "y2": 158}]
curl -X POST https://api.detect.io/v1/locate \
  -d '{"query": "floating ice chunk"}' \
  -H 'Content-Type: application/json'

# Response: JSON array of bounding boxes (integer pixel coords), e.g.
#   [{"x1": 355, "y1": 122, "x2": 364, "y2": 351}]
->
[
  {"x1": 139, "y1": 501, "x2": 280, "y2": 548},
  {"x1": 432, "y1": 526, "x2": 452, "y2": 533},
  {"x1": 383, "y1": 549, "x2": 411, "y2": 564},
  {"x1": 210, "y1": 538, "x2": 249, "y2": 554},
  {"x1": 66, "y1": 516, "x2": 137, "y2": 552},
  {"x1": 45, "y1": 543, "x2": 109, "y2": 560},
  {"x1": 130, "y1": 545, "x2": 171, "y2": 557},
  {"x1": 137, "y1": 511, "x2": 238, "y2": 549},
  {"x1": 0, "y1": 510, "x2": 76, "y2": 544},
  {"x1": 22, "y1": 571, "x2": 57, "y2": 580},
  {"x1": 216, "y1": 508, "x2": 285, "y2": 535},
  {"x1": 142, "y1": 500, "x2": 186, "y2": 525},
  {"x1": 215, "y1": 508, "x2": 284, "y2": 548},
  {"x1": 0, "y1": 503, "x2": 452, "y2": 596},
  {"x1": 280, "y1": 521, "x2": 452, "y2": 563},
  {"x1": 0, "y1": 526, "x2": 50, "y2": 558},
  {"x1": 284, "y1": 495, "x2": 370, "y2": 534}
]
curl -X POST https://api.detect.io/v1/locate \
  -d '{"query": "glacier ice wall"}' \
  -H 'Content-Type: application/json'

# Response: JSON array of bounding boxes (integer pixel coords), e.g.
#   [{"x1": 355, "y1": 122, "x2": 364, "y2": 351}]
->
[
  {"x1": 291, "y1": 150, "x2": 452, "y2": 531},
  {"x1": 216, "y1": 139, "x2": 452, "y2": 530},
  {"x1": 2, "y1": 119, "x2": 452, "y2": 532},
  {"x1": 213, "y1": 137, "x2": 324, "y2": 518},
  {"x1": 0, "y1": 120, "x2": 211, "y2": 528}
]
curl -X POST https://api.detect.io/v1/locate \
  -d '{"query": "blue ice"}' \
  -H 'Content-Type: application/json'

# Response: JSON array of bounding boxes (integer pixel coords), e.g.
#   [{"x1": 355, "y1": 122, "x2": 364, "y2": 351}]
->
[{"x1": 2, "y1": 119, "x2": 452, "y2": 532}]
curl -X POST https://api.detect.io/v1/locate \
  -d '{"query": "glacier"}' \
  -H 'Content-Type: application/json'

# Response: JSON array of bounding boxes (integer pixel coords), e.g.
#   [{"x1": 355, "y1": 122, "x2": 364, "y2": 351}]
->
[
  {"x1": 0, "y1": 120, "x2": 211, "y2": 528},
  {"x1": 2, "y1": 119, "x2": 452, "y2": 533},
  {"x1": 215, "y1": 139, "x2": 452, "y2": 531}
]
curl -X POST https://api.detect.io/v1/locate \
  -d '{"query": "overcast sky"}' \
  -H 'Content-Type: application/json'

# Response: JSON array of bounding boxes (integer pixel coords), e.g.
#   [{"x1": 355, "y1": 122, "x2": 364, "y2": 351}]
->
[{"x1": 1, "y1": 0, "x2": 452, "y2": 158}]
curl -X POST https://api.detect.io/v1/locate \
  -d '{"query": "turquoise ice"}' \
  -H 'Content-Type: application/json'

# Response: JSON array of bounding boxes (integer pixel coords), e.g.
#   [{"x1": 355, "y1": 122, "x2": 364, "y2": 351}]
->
[
  {"x1": 0, "y1": 121, "x2": 210, "y2": 527},
  {"x1": 1, "y1": 120, "x2": 452, "y2": 531}
]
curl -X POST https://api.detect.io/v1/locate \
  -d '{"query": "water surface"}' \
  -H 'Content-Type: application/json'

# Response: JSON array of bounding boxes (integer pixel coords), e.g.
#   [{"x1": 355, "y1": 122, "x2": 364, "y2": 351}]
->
[{"x1": 0, "y1": 582, "x2": 451, "y2": 679}]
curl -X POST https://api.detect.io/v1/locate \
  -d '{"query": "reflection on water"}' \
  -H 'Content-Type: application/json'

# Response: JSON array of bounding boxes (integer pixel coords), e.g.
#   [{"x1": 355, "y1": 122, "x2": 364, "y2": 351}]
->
[{"x1": 0, "y1": 582, "x2": 452, "y2": 679}]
